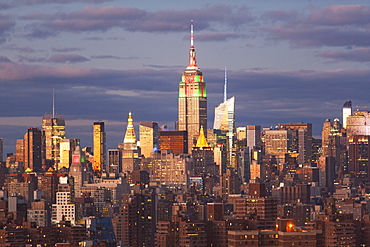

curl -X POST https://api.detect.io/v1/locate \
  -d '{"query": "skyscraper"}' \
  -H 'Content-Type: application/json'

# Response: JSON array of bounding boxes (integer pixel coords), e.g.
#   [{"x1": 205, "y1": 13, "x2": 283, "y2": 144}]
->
[
  {"x1": 0, "y1": 138, "x2": 3, "y2": 163},
  {"x1": 42, "y1": 114, "x2": 65, "y2": 169},
  {"x1": 343, "y1": 100, "x2": 352, "y2": 129},
  {"x1": 93, "y1": 121, "x2": 106, "y2": 172},
  {"x1": 178, "y1": 21, "x2": 207, "y2": 153},
  {"x1": 118, "y1": 112, "x2": 140, "y2": 174},
  {"x1": 23, "y1": 128, "x2": 42, "y2": 172},
  {"x1": 139, "y1": 122, "x2": 159, "y2": 158}
]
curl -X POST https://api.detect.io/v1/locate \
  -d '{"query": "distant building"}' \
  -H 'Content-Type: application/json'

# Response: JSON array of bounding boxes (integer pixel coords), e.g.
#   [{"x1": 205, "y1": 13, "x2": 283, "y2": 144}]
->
[
  {"x1": 93, "y1": 121, "x2": 106, "y2": 172},
  {"x1": 107, "y1": 149, "x2": 122, "y2": 174},
  {"x1": 118, "y1": 112, "x2": 140, "y2": 174},
  {"x1": 42, "y1": 114, "x2": 66, "y2": 169},
  {"x1": 140, "y1": 122, "x2": 159, "y2": 158},
  {"x1": 343, "y1": 100, "x2": 352, "y2": 129},
  {"x1": 159, "y1": 130, "x2": 188, "y2": 154},
  {"x1": 23, "y1": 127, "x2": 42, "y2": 172},
  {"x1": 178, "y1": 21, "x2": 207, "y2": 153},
  {"x1": 347, "y1": 110, "x2": 370, "y2": 136}
]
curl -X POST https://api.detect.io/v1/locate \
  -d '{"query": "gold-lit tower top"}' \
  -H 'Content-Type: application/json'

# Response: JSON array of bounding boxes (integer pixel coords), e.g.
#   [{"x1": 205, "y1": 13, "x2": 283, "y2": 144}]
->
[
  {"x1": 124, "y1": 111, "x2": 136, "y2": 144},
  {"x1": 196, "y1": 126, "x2": 209, "y2": 148}
]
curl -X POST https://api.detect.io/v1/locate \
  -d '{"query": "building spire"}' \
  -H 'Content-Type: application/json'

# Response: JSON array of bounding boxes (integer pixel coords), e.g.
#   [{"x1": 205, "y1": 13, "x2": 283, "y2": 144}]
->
[
  {"x1": 52, "y1": 88, "x2": 55, "y2": 118},
  {"x1": 188, "y1": 20, "x2": 197, "y2": 68},
  {"x1": 196, "y1": 126, "x2": 209, "y2": 148},
  {"x1": 123, "y1": 111, "x2": 136, "y2": 144},
  {"x1": 224, "y1": 67, "x2": 227, "y2": 103}
]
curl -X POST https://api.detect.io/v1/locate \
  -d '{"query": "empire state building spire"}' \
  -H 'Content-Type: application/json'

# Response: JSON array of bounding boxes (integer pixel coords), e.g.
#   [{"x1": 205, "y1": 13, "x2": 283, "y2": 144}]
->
[
  {"x1": 187, "y1": 20, "x2": 198, "y2": 69},
  {"x1": 178, "y1": 20, "x2": 207, "y2": 153}
]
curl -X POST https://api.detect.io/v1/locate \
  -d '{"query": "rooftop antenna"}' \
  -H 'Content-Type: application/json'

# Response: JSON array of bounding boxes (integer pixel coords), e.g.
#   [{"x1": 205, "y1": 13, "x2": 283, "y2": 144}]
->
[
  {"x1": 52, "y1": 88, "x2": 55, "y2": 118},
  {"x1": 190, "y1": 20, "x2": 194, "y2": 47},
  {"x1": 224, "y1": 67, "x2": 227, "y2": 103}
]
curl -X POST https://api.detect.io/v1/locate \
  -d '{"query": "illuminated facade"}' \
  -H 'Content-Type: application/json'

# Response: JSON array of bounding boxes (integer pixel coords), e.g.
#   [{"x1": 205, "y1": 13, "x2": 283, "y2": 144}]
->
[
  {"x1": 159, "y1": 130, "x2": 188, "y2": 154},
  {"x1": 191, "y1": 126, "x2": 215, "y2": 176},
  {"x1": 343, "y1": 100, "x2": 352, "y2": 129},
  {"x1": 139, "y1": 122, "x2": 159, "y2": 158},
  {"x1": 346, "y1": 110, "x2": 370, "y2": 136},
  {"x1": 42, "y1": 114, "x2": 65, "y2": 169},
  {"x1": 23, "y1": 127, "x2": 42, "y2": 172},
  {"x1": 93, "y1": 121, "x2": 106, "y2": 172},
  {"x1": 118, "y1": 112, "x2": 140, "y2": 174},
  {"x1": 69, "y1": 145, "x2": 85, "y2": 197},
  {"x1": 178, "y1": 21, "x2": 207, "y2": 153}
]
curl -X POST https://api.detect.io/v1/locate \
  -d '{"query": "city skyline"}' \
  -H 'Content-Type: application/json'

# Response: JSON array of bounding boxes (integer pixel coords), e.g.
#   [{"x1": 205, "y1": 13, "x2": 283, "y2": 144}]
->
[{"x1": 1, "y1": 0, "x2": 370, "y2": 154}]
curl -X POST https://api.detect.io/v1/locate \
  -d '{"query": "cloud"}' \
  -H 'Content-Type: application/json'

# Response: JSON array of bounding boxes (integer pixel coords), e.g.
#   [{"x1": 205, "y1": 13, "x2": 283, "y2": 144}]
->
[
  {"x1": 193, "y1": 33, "x2": 244, "y2": 42},
  {"x1": 91, "y1": 55, "x2": 127, "y2": 60},
  {"x1": 0, "y1": 14, "x2": 16, "y2": 43},
  {"x1": 261, "y1": 5, "x2": 370, "y2": 48},
  {"x1": 52, "y1": 47, "x2": 83, "y2": 52},
  {"x1": 3, "y1": 44, "x2": 43, "y2": 53},
  {"x1": 317, "y1": 48, "x2": 370, "y2": 62},
  {"x1": 48, "y1": 54, "x2": 90, "y2": 63},
  {"x1": 19, "y1": 0, "x2": 113, "y2": 4},
  {"x1": 21, "y1": 5, "x2": 255, "y2": 38},
  {"x1": 0, "y1": 56, "x2": 11, "y2": 62}
]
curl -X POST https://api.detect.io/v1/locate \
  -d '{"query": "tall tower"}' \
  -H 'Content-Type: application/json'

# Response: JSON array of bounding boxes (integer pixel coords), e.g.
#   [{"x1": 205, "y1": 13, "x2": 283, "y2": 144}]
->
[
  {"x1": 42, "y1": 91, "x2": 65, "y2": 169},
  {"x1": 139, "y1": 122, "x2": 159, "y2": 158},
  {"x1": 118, "y1": 112, "x2": 140, "y2": 174},
  {"x1": 178, "y1": 20, "x2": 207, "y2": 153},
  {"x1": 342, "y1": 100, "x2": 352, "y2": 129},
  {"x1": 23, "y1": 127, "x2": 42, "y2": 172},
  {"x1": 93, "y1": 121, "x2": 106, "y2": 172}
]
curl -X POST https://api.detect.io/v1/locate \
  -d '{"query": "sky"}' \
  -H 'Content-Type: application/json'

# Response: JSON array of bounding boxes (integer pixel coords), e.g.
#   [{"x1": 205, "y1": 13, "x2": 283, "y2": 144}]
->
[{"x1": 1, "y1": 0, "x2": 370, "y2": 155}]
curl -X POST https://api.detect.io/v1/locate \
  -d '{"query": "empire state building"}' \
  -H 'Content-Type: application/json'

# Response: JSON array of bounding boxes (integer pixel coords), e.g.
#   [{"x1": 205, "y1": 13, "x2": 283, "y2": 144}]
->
[{"x1": 178, "y1": 21, "x2": 207, "y2": 153}]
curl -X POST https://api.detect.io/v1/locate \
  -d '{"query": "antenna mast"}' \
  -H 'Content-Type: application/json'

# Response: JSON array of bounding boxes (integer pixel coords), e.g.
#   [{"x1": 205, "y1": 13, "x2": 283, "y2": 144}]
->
[
  {"x1": 190, "y1": 20, "x2": 194, "y2": 47},
  {"x1": 52, "y1": 88, "x2": 55, "y2": 118},
  {"x1": 224, "y1": 67, "x2": 227, "y2": 102}
]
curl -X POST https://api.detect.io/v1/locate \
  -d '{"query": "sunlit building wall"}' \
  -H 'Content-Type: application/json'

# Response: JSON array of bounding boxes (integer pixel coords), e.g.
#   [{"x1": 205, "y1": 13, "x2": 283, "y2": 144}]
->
[
  {"x1": 139, "y1": 122, "x2": 159, "y2": 158},
  {"x1": 23, "y1": 127, "x2": 42, "y2": 172},
  {"x1": 347, "y1": 110, "x2": 370, "y2": 136},
  {"x1": 93, "y1": 121, "x2": 106, "y2": 172},
  {"x1": 178, "y1": 22, "x2": 207, "y2": 153},
  {"x1": 343, "y1": 100, "x2": 352, "y2": 129},
  {"x1": 42, "y1": 114, "x2": 65, "y2": 169}
]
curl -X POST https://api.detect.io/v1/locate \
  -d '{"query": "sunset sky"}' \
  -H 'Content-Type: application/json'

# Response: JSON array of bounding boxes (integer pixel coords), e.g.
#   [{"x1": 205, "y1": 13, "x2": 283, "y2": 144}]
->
[{"x1": 1, "y1": 0, "x2": 370, "y2": 154}]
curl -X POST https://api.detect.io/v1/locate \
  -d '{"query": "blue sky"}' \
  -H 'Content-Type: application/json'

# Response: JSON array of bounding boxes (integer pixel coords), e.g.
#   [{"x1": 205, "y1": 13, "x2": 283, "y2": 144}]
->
[{"x1": 1, "y1": 0, "x2": 370, "y2": 154}]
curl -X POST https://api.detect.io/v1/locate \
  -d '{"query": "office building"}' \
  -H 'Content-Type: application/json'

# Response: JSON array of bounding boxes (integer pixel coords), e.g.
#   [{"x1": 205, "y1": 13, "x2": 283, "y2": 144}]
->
[
  {"x1": 42, "y1": 113, "x2": 66, "y2": 169},
  {"x1": 348, "y1": 135, "x2": 370, "y2": 185},
  {"x1": 93, "y1": 121, "x2": 106, "y2": 172},
  {"x1": 23, "y1": 127, "x2": 42, "y2": 172},
  {"x1": 59, "y1": 138, "x2": 79, "y2": 169},
  {"x1": 191, "y1": 126, "x2": 215, "y2": 176},
  {"x1": 178, "y1": 21, "x2": 207, "y2": 152},
  {"x1": 247, "y1": 125, "x2": 261, "y2": 151},
  {"x1": 159, "y1": 130, "x2": 188, "y2": 154},
  {"x1": 118, "y1": 112, "x2": 140, "y2": 174},
  {"x1": 0, "y1": 138, "x2": 2, "y2": 163},
  {"x1": 263, "y1": 129, "x2": 293, "y2": 156},
  {"x1": 139, "y1": 121, "x2": 159, "y2": 158},
  {"x1": 69, "y1": 145, "x2": 85, "y2": 198},
  {"x1": 346, "y1": 110, "x2": 370, "y2": 136},
  {"x1": 52, "y1": 177, "x2": 76, "y2": 225},
  {"x1": 278, "y1": 122, "x2": 312, "y2": 164},
  {"x1": 108, "y1": 149, "x2": 122, "y2": 174},
  {"x1": 343, "y1": 100, "x2": 352, "y2": 129}
]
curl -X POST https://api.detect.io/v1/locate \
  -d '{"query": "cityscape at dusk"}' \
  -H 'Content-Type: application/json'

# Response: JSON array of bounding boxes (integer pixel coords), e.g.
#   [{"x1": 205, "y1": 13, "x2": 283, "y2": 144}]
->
[
  {"x1": 1, "y1": 0, "x2": 370, "y2": 246},
  {"x1": 1, "y1": 0, "x2": 370, "y2": 153}
]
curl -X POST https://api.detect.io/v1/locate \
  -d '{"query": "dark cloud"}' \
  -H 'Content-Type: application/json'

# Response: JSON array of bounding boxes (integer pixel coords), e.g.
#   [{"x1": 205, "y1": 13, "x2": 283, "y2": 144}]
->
[
  {"x1": 0, "y1": 15, "x2": 15, "y2": 43},
  {"x1": 262, "y1": 5, "x2": 370, "y2": 48},
  {"x1": 0, "y1": 56, "x2": 11, "y2": 62},
  {"x1": 18, "y1": 56, "x2": 47, "y2": 63},
  {"x1": 52, "y1": 47, "x2": 83, "y2": 52},
  {"x1": 317, "y1": 48, "x2": 370, "y2": 62},
  {"x1": 0, "y1": 3, "x2": 13, "y2": 9},
  {"x1": 91, "y1": 55, "x2": 125, "y2": 60},
  {"x1": 1, "y1": 62, "x2": 370, "y2": 153},
  {"x1": 48, "y1": 54, "x2": 90, "y2": 63},
  {"x1": 20, "y1": 5, "x2": 254, "y2": 38},
  {"x1": 193, "y1": 33, "x2": 244, "y2": 42},
  {"x1": 3, "y1": 44, "x2": 43, "y2": 53},
  {"x1": 19, "y1": 0, "x2": 113, "y2": 4}
]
